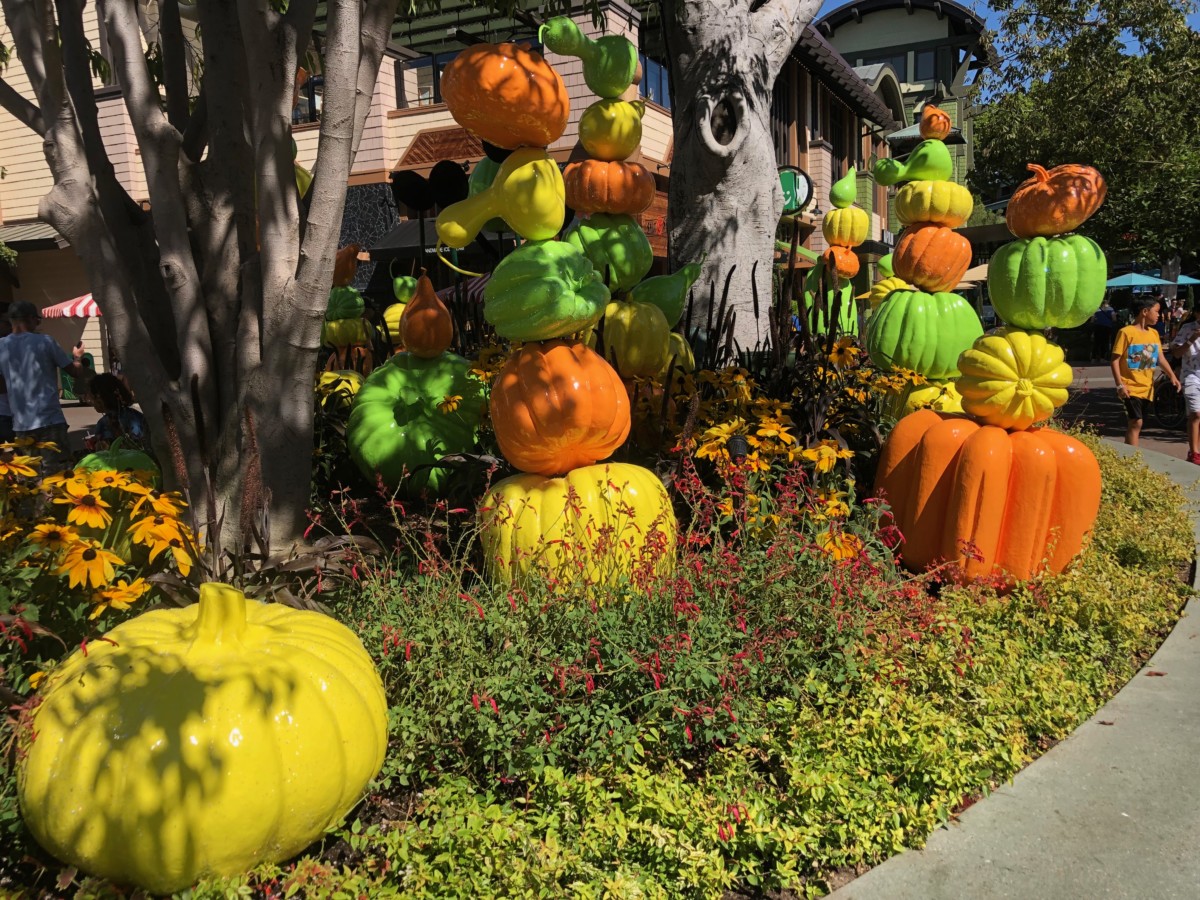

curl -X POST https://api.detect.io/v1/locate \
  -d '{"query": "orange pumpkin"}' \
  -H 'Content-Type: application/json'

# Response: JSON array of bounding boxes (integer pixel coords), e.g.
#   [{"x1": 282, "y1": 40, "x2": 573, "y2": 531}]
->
[
  {"x1": 440, "y1": 43, "x2": 570, "y2": 149},
  {"x1": 564, "y1": 160, "x2": 656, "y2": 216},
  {"x1": 918, "y1": 104, "x2": 952, "y2": 141},
  {"x1": 874, "y1": 410, "x2": 1101, "y2": 584},
  {"x1": 490, "y1": 340, "x2": 631, "y2": 476},
  {"x1": 399, "y1": 271, "x2": 453, "y2": 359},
  {"x1": 332, "y1": 243, "x2": 361, "y2": 287},
  {"x1": 1006, "y1": 163, "x2": 1107, "y2": 238},
  {"x1": 823, "y1": 245, "x2": 860, "y2": 280},
  {"x1": 892, "y1": 224, "x2": 972, "y2": 294}
]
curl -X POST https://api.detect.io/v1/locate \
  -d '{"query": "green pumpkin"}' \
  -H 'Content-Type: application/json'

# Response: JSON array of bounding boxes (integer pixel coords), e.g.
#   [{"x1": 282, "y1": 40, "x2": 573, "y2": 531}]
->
[
  {"x1": 801, "y1": 266, "x2": 859, "y2": 337},
  {"x1": 76, "y1": 442, "x2": 160, "y2": 484},
  {"x1": 539, "y1": 17, "x2": 638, "y2": 99},
  {"x1": 468, "y1": 159, "x2": 508, "y2": 234},
  {"x1": 321, "y1": 317, "x2": 368, "y2": 349},
  {"x1": 564, "y1": 213, "x2": 654, "y2": 293},
  {"x1": 866, "y1": 289, "x2": 983, "y2": 380},
  {"x1": 325, "y1": 285, "x2": 365, "y2": 322},
  {"x1": 347, "y1": 353, "x2": 486, "y2": 494},
  {"x1": 988, "y1": 235, "x2": 1107, "y2": 330},
  {"x1": 484, "y1": 240, "x2": 610, "y2": 341},
  {"x1": 872, "y1": 139, "x2": 953, "y2": 186}
]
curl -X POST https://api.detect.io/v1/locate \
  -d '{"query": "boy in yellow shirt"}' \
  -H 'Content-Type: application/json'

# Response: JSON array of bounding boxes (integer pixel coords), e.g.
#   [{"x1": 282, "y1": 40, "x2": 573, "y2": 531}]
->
[{"x1": 1111, "y1": 297, "x2": 1181, "y2": 446}]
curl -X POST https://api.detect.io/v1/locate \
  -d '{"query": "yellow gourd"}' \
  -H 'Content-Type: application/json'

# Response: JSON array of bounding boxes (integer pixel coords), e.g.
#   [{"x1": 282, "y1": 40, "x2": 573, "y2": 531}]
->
[
  {"x1": 596, "y1": 300, "x2": 672, "y2": 378},
  {"x1": 956, "y1": 327, "x2": 1073, "y2": 430},
  {"x1": 579, "y1": 99, "x2": 646, "y2": 161},
  {"x1": 383, "y1": 302, "x2": 407, "y2": 345},
  {"x1": 868, "y1": 275, "x2": 912, "y2": 310},
  {"x1": 894, "y1": 180, "x2": 974, "y2": 228},
  {"x1": 821, "y1": 206, "x2": 869, "y2": 248},
  {"x1": 436, "y1": 148, "x2": 565, "y2": 248},
  {"x1": 19, "y1": 583, "x2": 388, "y2": 894}
]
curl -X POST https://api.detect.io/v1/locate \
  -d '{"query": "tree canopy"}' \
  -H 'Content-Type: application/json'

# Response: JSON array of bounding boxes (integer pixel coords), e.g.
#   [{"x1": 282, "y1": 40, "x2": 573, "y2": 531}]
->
[{"x1": 969, "y1": 0, "x2": 1200, "y2": 261}]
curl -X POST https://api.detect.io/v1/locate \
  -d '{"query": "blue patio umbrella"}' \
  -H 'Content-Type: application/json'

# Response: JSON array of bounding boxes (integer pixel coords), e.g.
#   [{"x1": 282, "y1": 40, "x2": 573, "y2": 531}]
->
[
  {"x1": 1105, "y1": 273, "x2": 1174, "y2": 288},
  {"x1": 1175, "y1": 274, "x2": 1200, "y2": 285}
]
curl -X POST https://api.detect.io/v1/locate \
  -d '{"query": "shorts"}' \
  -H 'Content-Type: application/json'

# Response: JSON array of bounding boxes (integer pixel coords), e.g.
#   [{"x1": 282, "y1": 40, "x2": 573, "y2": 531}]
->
[
  {"x1": 1184, "y1": 379, "x2": 1200, "y2": 415},
  {"x1": 1122, "y1": 395, "x2": 1148, "y2": 422}
]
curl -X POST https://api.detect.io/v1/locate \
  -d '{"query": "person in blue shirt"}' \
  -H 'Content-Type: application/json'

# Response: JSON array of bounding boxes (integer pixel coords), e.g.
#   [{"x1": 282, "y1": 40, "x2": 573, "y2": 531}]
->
[
  {"x1": 88, "y1": 373, "x2": 149, "y2": 451},
  {"x1": 0, "y1": 300, "x2": 88, "y2": 472}
]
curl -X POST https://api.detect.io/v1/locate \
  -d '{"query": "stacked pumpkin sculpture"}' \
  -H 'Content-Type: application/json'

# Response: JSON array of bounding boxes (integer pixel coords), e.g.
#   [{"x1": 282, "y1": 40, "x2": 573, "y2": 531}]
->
[
  {"x1": 876, "y1": 156, "x2": 1109, "y2": 585},
  {"x1": 424, "y1": 26, "x2": 676, "y2": 586},
  {"x1": 19, "y1": 583, "x2": 389, "y2": 893},
  {"x1": 805, "y1": 169, "x2": 869, "y2": 336},
  {"x1": 321, "y1": 243, "x2": 372, "y2": 371}
]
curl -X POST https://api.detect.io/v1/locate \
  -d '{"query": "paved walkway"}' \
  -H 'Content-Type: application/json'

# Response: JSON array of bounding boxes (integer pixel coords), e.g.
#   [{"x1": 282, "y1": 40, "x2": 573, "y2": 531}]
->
[
  {"x1": 1059, "y1": 364, "x2": 1192, "y2": 461},
  {"x1": 830, "y1": 440, "x2": 1200, "y2": 900}
]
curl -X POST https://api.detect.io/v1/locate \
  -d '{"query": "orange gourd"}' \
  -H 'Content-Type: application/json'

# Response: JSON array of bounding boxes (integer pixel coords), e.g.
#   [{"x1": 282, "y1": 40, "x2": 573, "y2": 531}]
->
[
  {"x1": 919, "y1": 104, "x2": 952, "y2": 141},
  {"x1": 399, "y1": 271, "x2": 453, "y2": 359},
  {"x1": 564, "y1": 160, "x2": 656, "y2": 216},
  {"x1": 332, "y1": 243, "x2": 361, "y2": 287},
  {"x1": 892, "y1": 224, "x2": 972, "y2": 294},
  {"x1": 490, "y1": 340, "x2": 631, "y2": 476},
  {"x1": 1006, "y1": 163, "x2": 1107, "y2": 238},
  {"x1": 440, "y1": 43, "x2": 570, "y2": 149},
  {"x1": 823, "y1": 245, "x2": 860, "y2": 280},
  {"x1": 874, "y1": 409, "x2": 1101, "y2": 584}
]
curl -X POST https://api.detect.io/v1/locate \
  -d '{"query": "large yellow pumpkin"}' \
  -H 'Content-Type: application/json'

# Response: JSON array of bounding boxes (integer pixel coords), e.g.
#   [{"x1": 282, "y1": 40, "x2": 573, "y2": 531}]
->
[
  {"x1": 479, "y1": 462, "x2": 676, "y2": 587},
  {"x1": 821, "y1": 206, "x2": 869, "y2": 248},
  {"x1": 875, "y1": 410, "x2": 1101, "y2": 584},
  {"x1": 596, "y1": 300, "x2": 672, "y2": 378},
  {"x1": 956, "y1": 328, "x2": 1073, "y2": 430},
  {"x1": 868, "y1": 275, "x2": 911, "y2": 310},
  {"x1": 18, "y1": 584, "x2": 388, "y2": 894},
  {"x1": 894, "y1": 180, "x2": 973, "y2": 228}
]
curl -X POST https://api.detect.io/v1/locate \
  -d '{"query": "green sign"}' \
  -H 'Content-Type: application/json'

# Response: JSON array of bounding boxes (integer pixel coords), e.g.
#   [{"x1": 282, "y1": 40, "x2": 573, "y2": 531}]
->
[{"x1": 779, "y1": 166, "x2": 813, "y2": 215}]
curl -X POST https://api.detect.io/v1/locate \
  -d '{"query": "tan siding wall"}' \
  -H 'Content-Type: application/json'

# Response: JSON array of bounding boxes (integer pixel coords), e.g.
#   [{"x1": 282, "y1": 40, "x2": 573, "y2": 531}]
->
[{"x1": 641, "y1": 105, "x2": 672, "y2": 163}]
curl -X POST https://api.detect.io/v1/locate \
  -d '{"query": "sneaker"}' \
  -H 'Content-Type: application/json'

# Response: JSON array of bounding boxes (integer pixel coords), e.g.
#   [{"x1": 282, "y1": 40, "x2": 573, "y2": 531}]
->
[{"x1": 1189, "y1": 452, "x2": 1200, "y2": 465}]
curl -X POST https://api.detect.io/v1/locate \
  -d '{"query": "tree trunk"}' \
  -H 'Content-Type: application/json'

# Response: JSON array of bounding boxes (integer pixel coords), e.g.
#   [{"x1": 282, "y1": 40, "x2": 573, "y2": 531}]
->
[
  {"x1": 661, "y1": 0, "x2": 821, "y2": 351},
  {"x1": 0, "y1": 0, "x2": 398, "y2": 553}
]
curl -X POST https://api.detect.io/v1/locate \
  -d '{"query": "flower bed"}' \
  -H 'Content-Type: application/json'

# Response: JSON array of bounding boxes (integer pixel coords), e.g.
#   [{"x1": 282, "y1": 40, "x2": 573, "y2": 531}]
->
[{"x1": 1, "y1": 434, "x2": 1186, "y2": 898}]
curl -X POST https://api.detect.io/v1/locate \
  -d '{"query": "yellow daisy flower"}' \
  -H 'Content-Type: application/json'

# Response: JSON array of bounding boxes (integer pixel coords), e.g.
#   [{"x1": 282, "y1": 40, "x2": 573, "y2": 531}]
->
[
  {"x1": 828, "y1": 337, "x2": 860, "y2": 368},
  {"x1": 0, "y1": 454, "x2": 41, "y2": 479},
  {"x1": 53, "y1": 481, "x2": 112, "y2": 530},
  {"x1": 129, "y1": 514, "x2": 185, "y2": 552},
  {"x1": 27, "y1": 522, "x2": 82, "y2": 553},
  {"x1": 133, "y1": 489, "x2": 187, "y2": 518},
  {"x1": 41, "y1": 468, "x2": 87, "y2": 491},
  {"x1": 817, "y1": 529, "x2": 864, "y2": 561},
  {"x1": 438, "y1": 394, "x2": 463, "y2": 414},
  {"x1": 89, "y1": 578, "x2": 150, "y2": 620},
  {"x1": 86, "y1": 469, "x2": 131, "y2": 492},
  {"x1": 57, "y1": 540, "x2": 124, "y2": 589},
  {"x1": 801, "y1": 440, "x2": 854, "y2": 474}
]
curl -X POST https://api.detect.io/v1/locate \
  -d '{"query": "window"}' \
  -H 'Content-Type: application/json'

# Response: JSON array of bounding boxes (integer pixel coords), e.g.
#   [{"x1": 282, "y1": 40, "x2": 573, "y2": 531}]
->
[
  {"x1": 415, "y1": 66, "x2": 435, "y2": 106},
  {"x1": 863, "y1": 52, "x2": 907, "y2": 81},
  {"x1": 292, "y1": 74, "x2": 324, "y2": 124},
  {"x1": 638, "y1": 55, "x2": 671, "y2": 110},
  {"x1": 914, "y1": 49, "x2": 935, "y2": 82}
]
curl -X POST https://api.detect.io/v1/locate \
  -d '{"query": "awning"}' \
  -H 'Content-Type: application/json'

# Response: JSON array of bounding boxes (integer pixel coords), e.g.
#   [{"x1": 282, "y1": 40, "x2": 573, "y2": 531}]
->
[
  {"x1": 0, "y1": 220, "x2": 68, "y2": 250},
  {"x1": 962, "y1": 263, "x2": 989, "y2": 282},
  {"x1": 42, "y1": 293, "x2": 99, "y2": 318},
  {"x1": 437, "y1": 274, "x2": 490, "y2": 305}
]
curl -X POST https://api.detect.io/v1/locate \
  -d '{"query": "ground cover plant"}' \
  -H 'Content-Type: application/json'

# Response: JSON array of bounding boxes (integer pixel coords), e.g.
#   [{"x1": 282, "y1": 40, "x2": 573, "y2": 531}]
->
[{"x1": 0, "y1": 426, "x2": 1189, "y2": 898}]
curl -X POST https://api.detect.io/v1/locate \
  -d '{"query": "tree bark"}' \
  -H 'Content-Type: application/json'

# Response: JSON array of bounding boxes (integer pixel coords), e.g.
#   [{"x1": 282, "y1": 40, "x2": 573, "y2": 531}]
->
[
  {"x1": 0, "y1": 0, "x2": 399, "y2": 554},
  {"x1": 661, "y1": 0, "x2": 821, "y2": 351}
]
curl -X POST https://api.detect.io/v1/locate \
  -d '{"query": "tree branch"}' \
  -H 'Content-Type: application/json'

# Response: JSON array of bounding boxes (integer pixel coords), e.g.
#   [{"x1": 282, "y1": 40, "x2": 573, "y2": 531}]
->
[
  {"x1": 160, "y1": 0, "x2": 192, "y2": 132},
  {"x1": 755, "y1": 0, "x2": 823, "y2": 77},
  {"x1": 0, "y1": 76, "x2": 45, "y2": 135},
  {"x1": 181, "y1": 81, "x2": 209, "y2": 162}
]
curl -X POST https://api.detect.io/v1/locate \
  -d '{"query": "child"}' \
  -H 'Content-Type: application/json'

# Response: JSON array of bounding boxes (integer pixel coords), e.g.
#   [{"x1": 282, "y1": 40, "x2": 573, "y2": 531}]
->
[
  {"x1": 1171, "y1": 314, "x2": 1200, "y2": 463},
  {"x1": 1111, "y1": 297, "x2": 1180, "y2": 447},
  {"x1": 89, "y1": 373, "x2": 149, "y2": 450}
]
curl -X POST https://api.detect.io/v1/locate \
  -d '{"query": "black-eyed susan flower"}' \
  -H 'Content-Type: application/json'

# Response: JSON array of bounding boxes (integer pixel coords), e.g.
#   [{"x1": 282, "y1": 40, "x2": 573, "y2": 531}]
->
[
  {"x1": 438, "y1": 394, "x2": 463, "y2": 414},
  {"x1": 801, "y1": 440, "x2": 854, "y2": 475},
  {"x1": 57, "y1": 540, "x2": 124, "y2": 589},
  {"x1": 27, "y1": 522, "x2": 81, "y2": 553},
  {"x1": 89, "y1": 577, "x2": 150, "y2": 619},
  {"x1": 828, "y1": 337, "x2": 861, "y2": 368},
  {"x1": 86, "y1": 469, "x2": 131, "y2": 492},
  {"x1": 41, "y1": 468, "x2": 86, "y2": 491},
  {"x1": 0, "y1": 454, "x2": 40, "y2": 479},
  {"x1": 132, "y1": 489, "x2": 187, "y2": 518},
  {"x1": 816, "y1": 529, "x2": 863, "y2": 561},
  {"x1": 53, "y1": 481, "x2": 112, "y2": 530},
  {"x1": 129, "y1": 514, "x2": 185, "y2": 551}
]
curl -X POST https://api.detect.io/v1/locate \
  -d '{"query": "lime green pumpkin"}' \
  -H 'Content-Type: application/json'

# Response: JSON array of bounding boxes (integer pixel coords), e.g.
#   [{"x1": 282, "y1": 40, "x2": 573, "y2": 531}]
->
[
  {"x1": 988, "y1": 235, "x2": 1107, "y2": 330},
  {"x1": 347, "y1": 353, "x2": 486, "y2": 493},
  {"x1": 866, "y1": 289, "x2": 983, "y2": 380},
  {"x1": 484, "y1": 240, "x2": 610, "y2": 341},
  {"x1": 321, "y1": 317, "x2": 368, "y2": 349},
  {"x1": 564, "y1": 213, "x2": 653, "y2": 293},
  {"x1": 76, "y1": 441, "x2": 159, "y2": 482},
  {"x1": 325, "y1": 286, "x2": 364, "y2": 321},
  {"x1": 468, "y1": 158, "x2": 508, "y2": 234}
]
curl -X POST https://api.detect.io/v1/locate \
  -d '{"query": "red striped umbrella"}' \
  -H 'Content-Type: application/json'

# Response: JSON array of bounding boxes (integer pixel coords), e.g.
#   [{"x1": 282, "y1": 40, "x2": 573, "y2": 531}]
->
[
  {"x1": 42, "y1": 293, "x2": 99, "y2": 318},
  {"x1": 436, "y1": 274, "x2": 490, "y2": 305}
]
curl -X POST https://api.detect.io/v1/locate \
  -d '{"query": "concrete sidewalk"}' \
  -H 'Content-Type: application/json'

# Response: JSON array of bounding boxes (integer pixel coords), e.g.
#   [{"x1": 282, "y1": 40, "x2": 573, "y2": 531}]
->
[
  {"x1": 830, "y1": 441, "x2": 1200, "y2": 900},
  {"x1": 1060, "y1": 364, "x2": 1191, "y2": 461}
]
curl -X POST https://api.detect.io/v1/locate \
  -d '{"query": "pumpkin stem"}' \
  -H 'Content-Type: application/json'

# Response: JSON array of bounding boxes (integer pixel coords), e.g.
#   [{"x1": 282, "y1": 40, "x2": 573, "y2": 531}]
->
[
  {"x1": 193, "y1": 583, "x2": 249, "y2": 646},
  {"x1": 1026, "y1": 163, "x2": 1050, "y2": 182}
]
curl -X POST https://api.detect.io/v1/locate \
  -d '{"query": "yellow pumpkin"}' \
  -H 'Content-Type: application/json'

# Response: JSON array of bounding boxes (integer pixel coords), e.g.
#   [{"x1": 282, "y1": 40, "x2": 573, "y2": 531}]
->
[
  {"x1": 596, "y1": 300, "x2": 672, "y2": 378},
  {"x1": 19, "y1": 584, "x2": 388, "y2": 894},
  {"x1": 383, "y1": 302, "x2": 407, "y2": 345},
  {"x1": 956, "y1": 327, "x2": 1073, "y2": 430},
  {"x1": 579, "y1": 98, "x2": 646, "y2": 162},
  {"x1": 479, "y1": 462, "x2": 676, "y2": 586},
  {"x1": 821, "y1": 206, "x2": 869, "y2": 248},
  {"x1": 868, "y1": 275, "x2": 912, "y2": 310},
  {"x1": 894, "y1": 180, "x2": 974, "y2": 228},
  {"x1": 316, "y1": 370, "x2": 364, "y2": 413},
  {"x1": 658, "y1": 332, "x2": 696, "y2": 376},
  {"x1": 887, "y1": 379, "x2": 963, "y2": 418}
]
